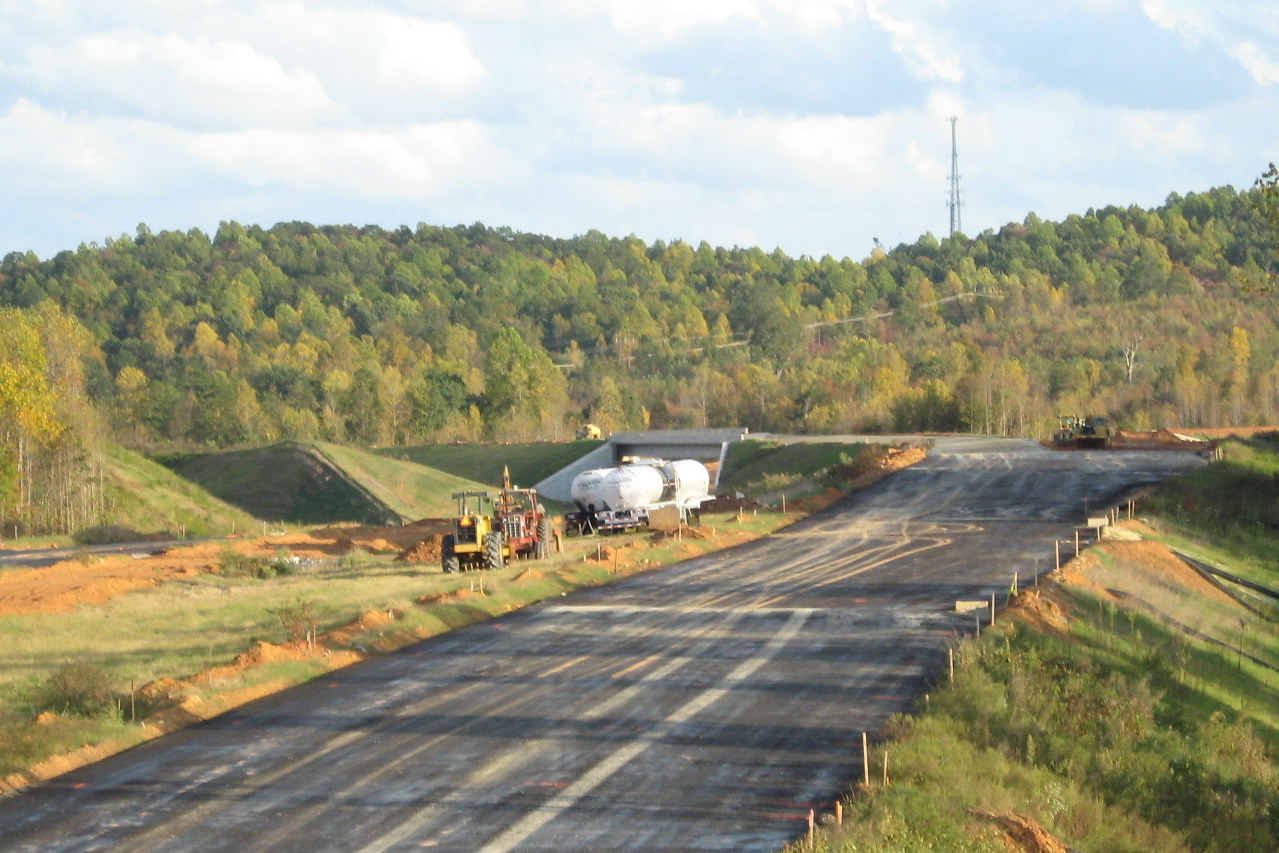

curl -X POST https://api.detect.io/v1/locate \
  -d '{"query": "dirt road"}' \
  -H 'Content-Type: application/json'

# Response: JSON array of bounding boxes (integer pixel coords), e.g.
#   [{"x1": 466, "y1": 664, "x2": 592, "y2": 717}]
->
[{"x1": 0, "y1": 440, "x2": 1203, "y2": 852}]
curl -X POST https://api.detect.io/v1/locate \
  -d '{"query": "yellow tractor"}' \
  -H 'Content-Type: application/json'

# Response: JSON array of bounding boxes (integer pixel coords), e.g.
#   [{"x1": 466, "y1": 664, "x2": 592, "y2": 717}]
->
[{"x1": 441, "y1": 490, "x2": 498, "y2": 573}]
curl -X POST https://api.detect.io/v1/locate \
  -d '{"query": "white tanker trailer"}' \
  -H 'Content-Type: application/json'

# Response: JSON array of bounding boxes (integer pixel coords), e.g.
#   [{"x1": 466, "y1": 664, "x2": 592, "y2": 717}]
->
[{"x1": 567, "y1": 459, "x2": 712, "y2": 533}]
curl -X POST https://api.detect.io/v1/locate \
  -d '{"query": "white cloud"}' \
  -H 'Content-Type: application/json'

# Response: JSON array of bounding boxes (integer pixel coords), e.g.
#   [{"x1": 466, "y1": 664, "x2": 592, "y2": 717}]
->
[
  {"x1": 1232, "y1": 41, "x2": 1279, "y2": 86},
  {"x1": 1140, "y1": 0, "x2": 1213, "y2": 41},
  {"x1": 760, "y1": 0, "x2": 866, "y2": 31},
  {"x1": 1142, "y1": 0, "x2": 1279, "y2": 85},
  {"x1": 23, "y1": 29, "x2": 344, "y2": 129},
  {"x1": 863, "y1": 0, "x2": 964, "y2": 84},
  {"x1": 1114, "y1": 110, "x2": 1216, "y2": 158},
  {"x1": 186, "y1": 121, "x2": 512, "y2": 199},
  {"x1": 592, "y1": 0, "x2": 763, "y2": 44},
  {"x1": 0, "y1": 0, "x2": 1274, "y2": 260},
  {"x1": 245, "y1": 4, "x2": 488, "y2": 97},
  {"x1": 0, "y1": 98, "x2": 156, "y2": 194}
]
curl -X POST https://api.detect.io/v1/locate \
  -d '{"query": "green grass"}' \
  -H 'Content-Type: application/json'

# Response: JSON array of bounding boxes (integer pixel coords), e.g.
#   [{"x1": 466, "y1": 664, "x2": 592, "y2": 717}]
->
[
  {"x1": 379, "y1": 440, "x2": 604, "y2": 490},
  {"x1": 802, "y1": 584, "x2": 1279, "y2": 853},
  {"x1": 311, "y1": 442, "x2": 490, "y2": 520},
  {"x1": 718, "y1": 440, "x2": 869, "y2": 496},
  {"x1": 99, "y1": 444, "x2": 259, "y2": 539},
  {"x1": 1139, "y1": 440, "x2": 1279, "y2": 581},
  {"x1": 1084, "y1": 546, "x2": 1279, "y2": 672},
  {"x1": 159, "y1": 442, "x2": 490, "y2": 525},
  {"x1": 799, "y1": 446, "x2": 1279, "y2": 853}
]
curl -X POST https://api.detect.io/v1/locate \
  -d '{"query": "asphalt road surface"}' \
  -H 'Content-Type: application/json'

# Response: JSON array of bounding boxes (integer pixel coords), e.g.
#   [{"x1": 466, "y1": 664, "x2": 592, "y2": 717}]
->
[
  {"x1": 0, "y1": 540, "x2": 204, "y2": 570},
  {"x1": 0, "y1": 440, "x2": 1204, "y2": 852}
]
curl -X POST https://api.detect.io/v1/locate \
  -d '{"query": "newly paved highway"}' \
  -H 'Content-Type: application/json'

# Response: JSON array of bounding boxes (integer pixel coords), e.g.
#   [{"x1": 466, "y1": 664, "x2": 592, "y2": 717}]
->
[{"x1": 0, "y1": 440, "x2": 1203, "y2": 852}]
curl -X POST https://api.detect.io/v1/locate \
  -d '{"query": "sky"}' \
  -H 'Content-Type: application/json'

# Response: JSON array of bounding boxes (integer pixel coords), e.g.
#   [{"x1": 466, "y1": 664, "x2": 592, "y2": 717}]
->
[{"x1": 1, "y1": 0, "x2": 1276, "y2": 262}]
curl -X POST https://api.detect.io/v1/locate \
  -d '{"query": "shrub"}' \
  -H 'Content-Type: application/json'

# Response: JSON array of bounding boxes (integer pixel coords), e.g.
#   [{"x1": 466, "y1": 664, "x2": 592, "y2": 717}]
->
[
  {"x1": 73, "y1": 525, "x2": 144, "y2": 546},
  {"x1": 272, "y1": 597, "x2": 318, "y2": 645},
  {"x1": 32, "y1": 663, "x2": 121, "y2": 718},
  {"x1": 219, "y1": 547, "x2": 297, "y2": 579}
]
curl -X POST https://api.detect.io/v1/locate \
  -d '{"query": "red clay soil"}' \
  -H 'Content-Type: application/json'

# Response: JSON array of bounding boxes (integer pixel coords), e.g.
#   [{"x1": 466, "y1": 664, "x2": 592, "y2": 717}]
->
[
  {"x1": 1113, "y1": 429, "x2": 1215, "y2": 450},
  {"x1": 1190, "y1": 425, "x2": 1279, "y2": 438},
  {"x1": 1098, "y1": 537, "x2": 1241, "y2": 606},
  {"x1": 396, "y1": 535, "x2": 444, "y2": 563},
  {"x1": 968, "y1": 810, "x2": 1071, "y2": 853},
  {"x1": 1038, "y1": 524, "x2": 1248, "y2": 632},
  {"x1": 1003, "y1": 590, "x2": 1070, "y2": 636},
  {"x1": 0, "y1": 555, "x2": 211, "y2": 616},
  {"x1": 0, "y1": 522, "x2": 451, "y2": 617}
]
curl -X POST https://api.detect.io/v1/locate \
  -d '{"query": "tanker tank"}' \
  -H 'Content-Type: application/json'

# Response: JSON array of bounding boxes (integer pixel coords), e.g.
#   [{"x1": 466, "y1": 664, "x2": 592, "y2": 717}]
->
[{"x1": 566, "y1": 459, "x2": 712, "y2": 533}]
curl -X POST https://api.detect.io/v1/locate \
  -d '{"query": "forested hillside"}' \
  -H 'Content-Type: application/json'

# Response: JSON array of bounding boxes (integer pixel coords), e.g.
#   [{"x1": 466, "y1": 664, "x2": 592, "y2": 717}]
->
[{"x1": 0, "y1": 183, "x2": 1276, "y2": 532}]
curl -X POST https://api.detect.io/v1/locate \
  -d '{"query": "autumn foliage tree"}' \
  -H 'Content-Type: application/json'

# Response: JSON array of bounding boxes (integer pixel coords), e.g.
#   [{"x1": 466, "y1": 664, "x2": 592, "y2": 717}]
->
[
  {"x1": 0, "y1": 179, "x2": 1276, "y2": 469},
  {"x1": 0, "y1": 306, "x2": 104, "y2": 535}
]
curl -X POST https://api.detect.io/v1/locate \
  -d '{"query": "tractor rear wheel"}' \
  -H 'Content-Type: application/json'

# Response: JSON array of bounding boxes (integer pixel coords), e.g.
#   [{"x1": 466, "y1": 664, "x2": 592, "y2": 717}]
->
[
  {"x1": 535, "y1": 518, "x2": 552, "y2": 559},
  {"x1": 441, "y1": 534, "x2": 460, "y2": 573},
  {"x1": 483, "y1": 531, "x2": 505, "y2": 571}
]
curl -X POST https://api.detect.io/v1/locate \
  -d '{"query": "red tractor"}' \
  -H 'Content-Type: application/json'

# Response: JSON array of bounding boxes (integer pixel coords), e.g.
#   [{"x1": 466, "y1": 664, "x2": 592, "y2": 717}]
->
[{"x1": 492, "y1": 472, "x2": 552, "y2": 566}]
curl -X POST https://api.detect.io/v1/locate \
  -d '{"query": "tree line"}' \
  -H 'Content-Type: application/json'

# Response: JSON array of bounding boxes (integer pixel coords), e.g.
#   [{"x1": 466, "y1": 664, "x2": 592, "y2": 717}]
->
[{"x1": 0, "y1": 182, "x2": 1276, "y2": 531}]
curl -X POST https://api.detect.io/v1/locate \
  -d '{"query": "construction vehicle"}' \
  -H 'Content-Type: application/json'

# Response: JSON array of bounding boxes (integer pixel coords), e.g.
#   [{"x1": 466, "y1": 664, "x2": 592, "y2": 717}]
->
[
  {"x1": 1053, "y1": 415, "x2": 1114, "y2": 449},
  {"x1": 566, "y1": 458, "x2": 712, "y2": 534},
  {"x1": 441, "y1": 469, "x2": 552, "y2": 572}
]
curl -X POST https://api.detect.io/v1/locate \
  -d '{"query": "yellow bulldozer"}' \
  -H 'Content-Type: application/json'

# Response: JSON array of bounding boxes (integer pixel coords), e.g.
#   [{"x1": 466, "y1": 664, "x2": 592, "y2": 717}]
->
[{"x1": 1053, "y1": 415, "x2": 1114, "y2": 449}]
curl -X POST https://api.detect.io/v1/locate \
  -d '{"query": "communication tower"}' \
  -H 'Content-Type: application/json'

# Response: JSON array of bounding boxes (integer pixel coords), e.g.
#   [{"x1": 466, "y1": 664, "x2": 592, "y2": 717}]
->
[{"x1": 947, "y1": 115, "x2": 962, "y2": 237}]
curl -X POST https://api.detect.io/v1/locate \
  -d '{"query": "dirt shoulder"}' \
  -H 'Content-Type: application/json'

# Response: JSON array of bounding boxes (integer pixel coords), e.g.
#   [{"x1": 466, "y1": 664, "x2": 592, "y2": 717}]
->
[
  {"x1": 1006, "y1": 520, "x2": 1255, "y2": 650},
  {"x1": 0, "y1": 521, "x2": 450, "y2": 618}
]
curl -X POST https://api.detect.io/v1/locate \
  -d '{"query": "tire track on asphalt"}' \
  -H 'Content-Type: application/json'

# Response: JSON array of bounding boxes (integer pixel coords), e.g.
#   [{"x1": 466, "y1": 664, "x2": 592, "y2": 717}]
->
[
  {"x1": 472, "y1": 609, "x2": 813, "y2": 853},
  {"x1": 120, "y1": 607, "x2": 736, "y2": 851},
  {"x1": 354, "y1": 609, "x2": 756, "y2": 853}
]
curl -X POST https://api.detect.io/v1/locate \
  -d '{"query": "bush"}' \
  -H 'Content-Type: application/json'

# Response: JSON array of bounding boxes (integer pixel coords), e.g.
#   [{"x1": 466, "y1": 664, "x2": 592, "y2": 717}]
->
[
  {"x1": 73, "y1": 524, "x2": 144, "y2": 546},
  {"x1": 272, "y1": 597, "x2": 318, "y2": 645},
  {"x1": 32, "y1": 663, "x2": 121, "y2": 718},
  {"x1": 219, "y1": 547, "x2": 297, "y2": 579}
]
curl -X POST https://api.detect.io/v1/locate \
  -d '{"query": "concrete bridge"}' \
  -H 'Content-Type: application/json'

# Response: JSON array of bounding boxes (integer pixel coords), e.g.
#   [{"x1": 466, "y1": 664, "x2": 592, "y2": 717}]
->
[{"x1": 534, "y1": 428, "x2": 749, "y2": 502}]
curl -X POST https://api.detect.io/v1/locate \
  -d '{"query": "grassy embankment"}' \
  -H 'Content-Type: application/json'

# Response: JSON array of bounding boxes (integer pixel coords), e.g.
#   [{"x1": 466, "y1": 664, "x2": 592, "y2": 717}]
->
[
  {"x1": 720, "y1": 439, "x2": 916, "y2": 505},
  {"x1": 381, "y1": 439, "x2": 603, "y2": 488},
  {"x1": 1137, "y1": 437, "x2": 1279, "y2": 616},
  {"x1": 0, "y1": 438, "x2": 877, "y2": 789},
  {"x1": 160, "y1": 441, "x2": 489, "y2": 526},
  {"x1": 379, "y1": 439, "x2": 607, "y2": 513},
  {"x1": 797, "y1": 440, "x2": 1279, "y2": 853},
  {"x1": 0, "y1": 446, "x2": 261, "y2": 550}
]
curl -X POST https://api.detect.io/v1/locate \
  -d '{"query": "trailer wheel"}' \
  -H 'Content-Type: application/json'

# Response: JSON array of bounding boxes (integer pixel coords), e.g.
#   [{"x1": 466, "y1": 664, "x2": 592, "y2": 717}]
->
[{"x1": 483, "y1": 532, "x2": 505, "y2": 571}]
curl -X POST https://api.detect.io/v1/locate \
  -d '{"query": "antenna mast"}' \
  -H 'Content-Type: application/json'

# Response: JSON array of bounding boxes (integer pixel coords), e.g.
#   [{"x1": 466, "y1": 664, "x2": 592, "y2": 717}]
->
[{"x1": 947, "y1": 115, "x2": 962, "y2": 237}]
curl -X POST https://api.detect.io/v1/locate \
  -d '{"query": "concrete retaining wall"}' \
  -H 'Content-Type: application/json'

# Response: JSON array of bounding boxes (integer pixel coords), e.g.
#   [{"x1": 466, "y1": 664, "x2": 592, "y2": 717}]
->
[
  {"x1": 534, "y1": 442, "x2": 617, "y2": 502},
  {"x1": 534, "y1": 428, "x2": 749, "y2": 502}
]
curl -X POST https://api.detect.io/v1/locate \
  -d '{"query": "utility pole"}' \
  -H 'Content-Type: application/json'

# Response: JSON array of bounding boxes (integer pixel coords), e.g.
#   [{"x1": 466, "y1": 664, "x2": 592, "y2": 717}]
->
[{"x1": 947, "y1": 115, "x2": 962, "y2": 237}]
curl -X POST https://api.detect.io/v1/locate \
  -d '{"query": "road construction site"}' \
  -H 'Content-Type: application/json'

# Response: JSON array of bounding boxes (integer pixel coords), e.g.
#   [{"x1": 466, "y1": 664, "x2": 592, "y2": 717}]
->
[{"x1": 0, "y1": 438, "x2": 1205, "y2": 852}]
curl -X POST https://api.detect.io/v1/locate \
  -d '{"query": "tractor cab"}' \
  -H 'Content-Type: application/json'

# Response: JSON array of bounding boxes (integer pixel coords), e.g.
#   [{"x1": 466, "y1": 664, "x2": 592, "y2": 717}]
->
[{"x1": 451, "y1": 491, "x2": 494, "y2": 547}]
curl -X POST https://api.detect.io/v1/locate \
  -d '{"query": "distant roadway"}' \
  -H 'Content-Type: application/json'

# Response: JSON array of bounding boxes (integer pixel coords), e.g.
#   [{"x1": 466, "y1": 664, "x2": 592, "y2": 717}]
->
[
  {"x1": 0, "y1": 540, "x2": 202, "y2": 570},
  {"x1": 0, "y1": 439, "x2": 1204, "y2": 852}
]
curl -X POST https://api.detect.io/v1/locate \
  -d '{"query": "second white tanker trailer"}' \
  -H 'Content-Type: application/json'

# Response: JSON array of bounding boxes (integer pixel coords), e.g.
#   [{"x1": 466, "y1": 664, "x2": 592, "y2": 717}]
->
[{"x1": 566, "y1": 458, "x2": 712, "y2": 534}]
